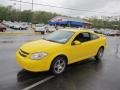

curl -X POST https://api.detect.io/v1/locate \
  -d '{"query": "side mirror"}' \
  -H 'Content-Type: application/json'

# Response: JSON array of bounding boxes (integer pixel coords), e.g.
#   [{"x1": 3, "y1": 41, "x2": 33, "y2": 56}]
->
[{"x1": 73, "y1": 40, "x2": 81, "y2": 45}]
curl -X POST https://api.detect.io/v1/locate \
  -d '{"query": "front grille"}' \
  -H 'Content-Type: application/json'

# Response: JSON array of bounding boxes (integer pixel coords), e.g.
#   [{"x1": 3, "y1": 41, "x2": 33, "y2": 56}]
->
[{"x1": 19, "y1": 49, "x2": 29, "y2": 57}]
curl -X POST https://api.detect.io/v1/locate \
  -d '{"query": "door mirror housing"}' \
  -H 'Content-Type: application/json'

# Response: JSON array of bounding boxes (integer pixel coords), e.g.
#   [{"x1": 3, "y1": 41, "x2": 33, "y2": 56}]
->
[{"x1": 73, "y1": 40, "x2": 81, "y2": 45}]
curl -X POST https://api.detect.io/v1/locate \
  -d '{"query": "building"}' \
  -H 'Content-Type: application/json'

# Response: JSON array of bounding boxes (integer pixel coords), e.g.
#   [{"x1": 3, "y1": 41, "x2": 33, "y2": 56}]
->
[{"x1": 48, "y1": 16, "x2": 92, "y2": 28}]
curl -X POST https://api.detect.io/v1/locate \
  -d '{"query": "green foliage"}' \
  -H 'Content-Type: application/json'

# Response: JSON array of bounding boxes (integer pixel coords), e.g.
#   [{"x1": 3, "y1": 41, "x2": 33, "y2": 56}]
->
[
  {"x1": 1, "y1": 5, "x2": 120, "y2": 30},
  {"x1": 0, "y1": 5, "x2": 57, "y2": 24},
  {"x1": 88, "y1": 17, "x2": 120, "y2": 30},
  {"x1": 32, "y1": 11, "x2": 57, "y2": 24}
]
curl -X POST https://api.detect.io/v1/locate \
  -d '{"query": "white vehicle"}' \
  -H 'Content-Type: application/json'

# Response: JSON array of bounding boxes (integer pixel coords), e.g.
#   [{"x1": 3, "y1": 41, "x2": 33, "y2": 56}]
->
[
  {"x1": 8, "y1": 22, "x2": 14, "y2": 28},
  {"x1": 35, "y1": 24, "x2": 46, "y2": 34},
  {"x1": 46, "y1": 25, "x2": 56, "y2": 32},
  {"x1": 2, "y1": 21, "x2": 13, "y2": 28},
  {"x1": 13, "y1": 23, "x2": 28, "y2": 30},
  {"x1": 13, "y1": 23, "x2": 21, "y2": 30},
  {"x1": 20, "y1": 23, "x2": 28, "y2": 30},
  {"x1": 2, "y1": 21, "x2": 28, "y2": 30}
]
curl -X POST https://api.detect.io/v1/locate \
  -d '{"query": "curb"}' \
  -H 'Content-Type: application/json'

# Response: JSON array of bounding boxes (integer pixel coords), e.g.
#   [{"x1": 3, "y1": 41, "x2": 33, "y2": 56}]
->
[
  {"x1": 0, "y1": 31, "x2": 49, "y2": 35},
  {"x1": 0, "y1": 32, "x2": 36, "y2": 35}
]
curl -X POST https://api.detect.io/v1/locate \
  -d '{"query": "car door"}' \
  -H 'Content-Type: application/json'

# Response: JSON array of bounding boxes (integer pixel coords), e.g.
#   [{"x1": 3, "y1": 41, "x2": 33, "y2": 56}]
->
[{"x1": 68, "y1": 32, "x2": 99, "y2": 64}]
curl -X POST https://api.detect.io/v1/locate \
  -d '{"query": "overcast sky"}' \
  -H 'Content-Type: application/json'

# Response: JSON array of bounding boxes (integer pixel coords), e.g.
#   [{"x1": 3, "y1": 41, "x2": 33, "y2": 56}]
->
[{"x1": 0, "y1": 0, "x2": 120, "y2": 17}]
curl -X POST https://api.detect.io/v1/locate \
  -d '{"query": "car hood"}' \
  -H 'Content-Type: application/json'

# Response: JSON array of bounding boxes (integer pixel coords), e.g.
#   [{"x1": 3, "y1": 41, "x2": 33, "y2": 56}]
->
[{"x1": 20, "y1": 39, "x2": 62, "y2": 53}]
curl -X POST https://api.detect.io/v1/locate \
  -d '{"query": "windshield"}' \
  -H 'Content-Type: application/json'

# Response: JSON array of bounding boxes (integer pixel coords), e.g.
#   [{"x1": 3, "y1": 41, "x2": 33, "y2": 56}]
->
[{"x1": 43, "y1": 30, "x2": 75, "y2": 44}]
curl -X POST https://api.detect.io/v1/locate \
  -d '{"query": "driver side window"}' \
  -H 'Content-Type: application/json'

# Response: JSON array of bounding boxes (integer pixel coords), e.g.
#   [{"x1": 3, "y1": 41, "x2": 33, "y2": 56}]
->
[{"x1": 74, "y1": 32, "x2": 91, "y2": 43}]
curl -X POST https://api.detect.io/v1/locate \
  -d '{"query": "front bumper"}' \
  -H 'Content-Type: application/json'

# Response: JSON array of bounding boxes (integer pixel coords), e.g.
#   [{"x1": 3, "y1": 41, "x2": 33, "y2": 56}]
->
[{"x1": 16, "y1": 51, "x2": 51, "y2": 72}]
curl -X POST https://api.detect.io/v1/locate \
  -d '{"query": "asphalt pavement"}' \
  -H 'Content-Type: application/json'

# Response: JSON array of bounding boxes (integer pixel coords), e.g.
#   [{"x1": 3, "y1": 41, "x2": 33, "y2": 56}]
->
[{"x1": 0, "y1": 34, "x2": 120, "y2": 90}]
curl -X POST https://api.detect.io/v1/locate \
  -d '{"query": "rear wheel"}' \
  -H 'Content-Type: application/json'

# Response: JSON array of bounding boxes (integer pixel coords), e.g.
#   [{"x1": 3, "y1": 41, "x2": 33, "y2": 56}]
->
[
  {"x1": 50, "y1": 56, "x2": 67, "y2": 75},
  {"x1": 95, "y1": 47, "x2": 104, "y2": 60}
]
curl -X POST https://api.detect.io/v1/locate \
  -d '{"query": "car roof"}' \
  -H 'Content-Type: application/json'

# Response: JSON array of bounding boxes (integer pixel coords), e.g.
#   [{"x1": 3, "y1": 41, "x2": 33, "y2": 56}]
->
[{"x1": 61, "y1": 28, "x2": 93, "y2": 33}]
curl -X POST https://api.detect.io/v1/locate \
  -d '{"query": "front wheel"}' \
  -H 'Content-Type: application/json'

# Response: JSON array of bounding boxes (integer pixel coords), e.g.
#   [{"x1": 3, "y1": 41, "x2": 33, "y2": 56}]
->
[
  {"x1": 50, "y1": 56, "x2": 67, "y2": 75},
  {"x1": 95, "y1": 47, "x2": 104, "y2": 60}
]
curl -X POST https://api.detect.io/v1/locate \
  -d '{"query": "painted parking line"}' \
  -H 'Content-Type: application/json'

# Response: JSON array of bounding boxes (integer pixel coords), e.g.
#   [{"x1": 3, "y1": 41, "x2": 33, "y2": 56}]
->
[{"x1": 22, "y1": 75, "x2": 55, "y2": 90}]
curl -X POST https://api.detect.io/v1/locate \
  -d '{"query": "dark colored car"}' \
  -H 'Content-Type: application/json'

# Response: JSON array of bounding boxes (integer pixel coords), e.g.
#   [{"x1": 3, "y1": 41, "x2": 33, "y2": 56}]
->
[
  {"x1": 0, "y1": 23, "x2": 6, "y2": 32},
  {"x1": 116, "y1": 31, "x2": 120, "y2": 36}
]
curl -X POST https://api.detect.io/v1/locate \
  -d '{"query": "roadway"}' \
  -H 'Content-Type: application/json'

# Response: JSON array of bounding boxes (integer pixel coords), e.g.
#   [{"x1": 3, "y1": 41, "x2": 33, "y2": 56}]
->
[{"x1": 0, "y1": 34, "x2": 120, "y2": 90}]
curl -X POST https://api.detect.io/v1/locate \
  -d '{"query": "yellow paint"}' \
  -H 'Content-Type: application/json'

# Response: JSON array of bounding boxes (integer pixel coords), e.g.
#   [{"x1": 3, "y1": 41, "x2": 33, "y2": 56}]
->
[{"x1": 16, "y1": 29, "x2": 106, "y2": 72}]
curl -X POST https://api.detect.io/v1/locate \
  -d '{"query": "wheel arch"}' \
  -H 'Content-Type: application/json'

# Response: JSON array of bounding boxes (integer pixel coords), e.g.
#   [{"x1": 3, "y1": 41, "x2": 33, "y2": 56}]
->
[
  {"x1": 49, "y1": 54, "x2": 68, "y2": 70},
  {"x1": 52, "y1": 54, "x2": 68, "y2": 64},
  {"x1": 95, "y1": 46, "x2": 104, "y2": 56},
  {"x1": 99, "y1": 46, "x2": 104, "y2": 50}
]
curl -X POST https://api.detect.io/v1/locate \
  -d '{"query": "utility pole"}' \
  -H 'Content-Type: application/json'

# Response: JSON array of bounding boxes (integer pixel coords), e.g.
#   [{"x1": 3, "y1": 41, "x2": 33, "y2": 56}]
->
[
  {"x1": 20, "y1": 0, "x2": 21, "y2": 22},
  {"x1": 31, "y1": 0, "x2": 33, "y2": 28}
]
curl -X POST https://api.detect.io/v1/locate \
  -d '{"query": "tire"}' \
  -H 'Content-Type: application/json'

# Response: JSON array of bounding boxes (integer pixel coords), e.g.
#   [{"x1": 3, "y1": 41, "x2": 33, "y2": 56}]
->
[
  {"x1": 50, "y1": 56, "x2": 67, "y2": 75},
  {"x1": 20, "y1": 27, "x2": 22, "y2": 30},
  {"x1": 41, "y1": 31, "x2": 45, "y2": 34},
  {"x1": 3, "y1": 29, "x2": 6, "y2": 32},
  {"x1": 95, "y1": 47, "x2": 104, "y2": 60}
]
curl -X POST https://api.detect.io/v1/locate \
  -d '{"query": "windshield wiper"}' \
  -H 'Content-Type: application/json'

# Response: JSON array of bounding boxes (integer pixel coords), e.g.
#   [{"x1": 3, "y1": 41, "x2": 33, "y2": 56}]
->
[
  {"x1": 42, "y1": 38, "x2": 47, "y2": 40},
  {"x1": 47, "y1": 39, "x2": 57, "y2": 42},
  {"x1": 42, "y1": 38, "x2": 55, "y2": 42}
]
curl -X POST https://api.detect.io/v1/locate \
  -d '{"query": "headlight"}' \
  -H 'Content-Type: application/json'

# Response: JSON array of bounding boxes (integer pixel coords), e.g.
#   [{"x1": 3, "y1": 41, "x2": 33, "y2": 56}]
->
[{"x1": 31, "y1": 52, "x2": 47, "y2": 60}]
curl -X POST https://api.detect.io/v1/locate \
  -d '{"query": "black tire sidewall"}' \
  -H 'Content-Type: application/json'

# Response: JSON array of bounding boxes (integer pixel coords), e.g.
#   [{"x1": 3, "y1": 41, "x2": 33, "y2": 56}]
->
[
  {"x1": 41, "y1": 31, "x2": 45, "y2": 34},
  {"x1": 95, "y1": 48, "x2": 104, "y2": 60}
]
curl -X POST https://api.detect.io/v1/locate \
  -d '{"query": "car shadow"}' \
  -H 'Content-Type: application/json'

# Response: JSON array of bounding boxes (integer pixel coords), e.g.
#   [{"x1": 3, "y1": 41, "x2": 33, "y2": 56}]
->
[
  {"x1": 66, "y1": 57, "x2": 103, "y2": 72},
  {"x1": 17, "y1": 70, "x2": 52, "y2": 82},
  {"x1": 17, "y1": 57, "x2": 103, "y2": 86}
]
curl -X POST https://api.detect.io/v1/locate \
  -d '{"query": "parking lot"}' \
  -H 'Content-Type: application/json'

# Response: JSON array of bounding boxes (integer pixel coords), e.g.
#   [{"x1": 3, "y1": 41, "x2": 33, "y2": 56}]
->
[{"x1": 0, "y1": 33, "x2": 120, "y2": 90}]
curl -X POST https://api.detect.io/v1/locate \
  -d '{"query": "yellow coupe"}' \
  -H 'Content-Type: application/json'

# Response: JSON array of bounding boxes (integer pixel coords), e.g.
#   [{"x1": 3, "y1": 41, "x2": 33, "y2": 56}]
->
[{"x1": 16, "y1": 29, "x2": 106, "y2": 74}]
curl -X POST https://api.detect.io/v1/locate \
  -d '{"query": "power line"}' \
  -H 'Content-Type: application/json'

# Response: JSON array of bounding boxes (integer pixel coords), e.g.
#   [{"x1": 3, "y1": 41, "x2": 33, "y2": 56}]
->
[
  {"x1": 31, "y1": 0, "x2": 33, "y2": 11},
  {"x1": 10, "y1": 0, "x2": 120, "y2": 15}
]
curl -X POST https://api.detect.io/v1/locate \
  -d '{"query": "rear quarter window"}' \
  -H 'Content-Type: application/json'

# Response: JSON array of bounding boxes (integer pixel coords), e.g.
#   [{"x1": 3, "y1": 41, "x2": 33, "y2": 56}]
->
[{"x1": 90, "y1": 33, "x2": 99, "y2": 40}]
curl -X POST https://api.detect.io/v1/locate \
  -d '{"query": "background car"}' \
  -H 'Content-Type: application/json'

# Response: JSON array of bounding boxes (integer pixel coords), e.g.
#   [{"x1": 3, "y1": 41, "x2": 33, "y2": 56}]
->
[
  {"x1": 8, "y1": 22, "x2": 14, "y2": 28},
  {"x1": 13, "y1": 23, "x2": 21, "y2": 30},
  {"x1": 116, "y1": 31, "x2": 120, "y2": 36},
  {"x1": 0, "y1": 23, "x2": 6, "y2": 32},
  {"x1": 46, "y1": 25, "x2": 56, "y2": 32},
  {"x1": 2, "y1": 21, "x2": 28, "y2": 30},
  {"x1": 20, "y1": 23, "x2": 28, "y2": 30},
  {"x1": 34, "y1": 24, "x2": 46, "y2": 34},
  {"x1": 13, "y1": 23, "x2": 28, "y2": 30}
]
